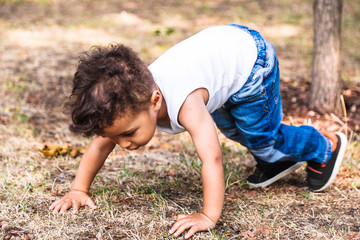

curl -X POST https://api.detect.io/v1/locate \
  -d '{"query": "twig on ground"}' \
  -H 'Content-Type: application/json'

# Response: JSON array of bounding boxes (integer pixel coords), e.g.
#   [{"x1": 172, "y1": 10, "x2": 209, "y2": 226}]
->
[
  {"x1": 289, "y1": 116, "x2": 295, "y2": 125},
  {"x1": 333, "y1": 186, "x2": 349, "y2": 199},
  {"x1": 330, "y1": 113, "x2": 360, "y2": 141},
  {"x1": 340, "y1": 95, "x2": 347, "y2": 120}
]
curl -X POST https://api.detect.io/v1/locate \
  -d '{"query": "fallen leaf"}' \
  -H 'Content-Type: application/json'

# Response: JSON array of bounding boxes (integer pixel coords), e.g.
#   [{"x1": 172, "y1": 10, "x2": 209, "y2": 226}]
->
[
  {"x1": 58, "y1": 143, "x2": 69, "y2": 155},
  {"x1": 257, "y1": 224, "x2": 272, "y2": 237},
  {"x1": 241, "y1": 230, "x2": 255, "y2": 239},
  {"x1": 227, "y1": 194, "x2": 237, "y2": 199},
  {"x1": 70, "y1": 148, "x2": 79, "y2": 158},
  {"x1": 159, "y1": 143, "x2": 172, "y2": 150},
  {"x1": 348, "y1": 232, "x2": 359, "y2": 239},
  {"x1": 56, "y1": 186, "x2": 63, "y2": 195},
  {"x1": 172, "y1": 143, "x2": 183, "y2": 152},
  {"x1": 244, "y1": 190, "x2": 257, "y2": 198},
  {"x1": 166, "y1": 168, "x2": 176, "y2": 176},
  {"x1": 38, "y1": 143, "x2": 87, "y2": 158}
]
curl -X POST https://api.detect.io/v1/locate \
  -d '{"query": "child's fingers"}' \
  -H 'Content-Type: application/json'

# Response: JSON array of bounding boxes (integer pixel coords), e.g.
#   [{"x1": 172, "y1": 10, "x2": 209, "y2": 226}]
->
[
  {"x1": 52, "y1": 201, "x2": 64, "y2": 213},
  {"x1": 184, "y1": 226, "x2": 198, "y2": 239},
  {"x1": 49, "y1": 202, "x2": 56, "y2": 210},
  {"x1": 169, "y1": 215, "x2": 187, "y2": 234},
  {"x1": 173, "y1": 220, "x2": 193, "y2": 238},
  {"x1": 49, "y1": 198, "x2": 62, "y2": 210},
  {"x1": 59, "y1": 200, "x2": 73, "y2": 214},
  {"x1": 72, "y1": 201, "x2": 81, "y2": 213},
  {"x1": 85, "y1": 197, "x2": 96, "y2": 209},
  {"x1": 169, "y1": 213, "x2": 214, "y2": 238}
]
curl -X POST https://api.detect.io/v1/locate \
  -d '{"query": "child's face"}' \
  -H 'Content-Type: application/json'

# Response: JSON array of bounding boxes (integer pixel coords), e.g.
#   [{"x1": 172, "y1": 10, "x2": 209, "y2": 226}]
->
[{"x1": 101, "y1": 109, "x2": 157, "y2": 150}]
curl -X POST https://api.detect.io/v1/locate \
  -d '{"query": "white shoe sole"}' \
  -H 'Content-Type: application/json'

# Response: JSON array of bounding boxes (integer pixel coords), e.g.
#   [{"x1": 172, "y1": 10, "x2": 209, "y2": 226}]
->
[
  {"x1": 247, "y1": 162, "x2": 303, "y2": 188},
  {"x1": 313, "y1": 131, "x2": 348, "y2": 192}
]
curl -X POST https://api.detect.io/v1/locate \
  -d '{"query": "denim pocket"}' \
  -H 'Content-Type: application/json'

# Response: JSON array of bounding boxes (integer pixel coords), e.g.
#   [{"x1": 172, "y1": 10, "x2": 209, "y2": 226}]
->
[
  {"x1": 233, "y1": 89, "x2": 265, "y2": 104},
  {"x1": 228, "y1": 87, "x2": 270, "y2": 113},
  {"x1": 231, "y1": 87, "x2": 269, "y2": 120}
]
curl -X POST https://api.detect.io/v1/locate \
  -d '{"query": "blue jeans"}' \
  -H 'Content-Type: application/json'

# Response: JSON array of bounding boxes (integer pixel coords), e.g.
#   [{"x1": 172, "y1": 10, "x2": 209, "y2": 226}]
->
[{"x1": 211, "y1": 24, "x2": 332, "y2": 164}]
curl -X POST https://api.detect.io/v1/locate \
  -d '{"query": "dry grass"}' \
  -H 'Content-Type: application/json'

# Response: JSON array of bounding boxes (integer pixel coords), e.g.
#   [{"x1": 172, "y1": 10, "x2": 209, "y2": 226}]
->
[
  {"x1": 0, "y1": 128, "x2": 359, "y2": 239},
  {"x1": 0, "y1": 0, "x2": 359, "y2": 239}
]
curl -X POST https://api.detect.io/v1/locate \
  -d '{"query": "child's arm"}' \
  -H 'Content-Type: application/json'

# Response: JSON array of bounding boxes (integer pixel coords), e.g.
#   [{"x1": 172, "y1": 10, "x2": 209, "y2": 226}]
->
[
  {"x1": 49, "y1": 136, "x2": 116, "y2": 214},
  {"x1": 169, "y1": 89, "x2": 225, "y2": 239}
]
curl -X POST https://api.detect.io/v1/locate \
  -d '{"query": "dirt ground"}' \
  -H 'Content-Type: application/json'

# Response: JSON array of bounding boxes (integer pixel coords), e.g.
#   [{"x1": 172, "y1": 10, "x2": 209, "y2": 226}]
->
[{"x1": 0, "y1": 0, "x2": 359, "y2": 239}]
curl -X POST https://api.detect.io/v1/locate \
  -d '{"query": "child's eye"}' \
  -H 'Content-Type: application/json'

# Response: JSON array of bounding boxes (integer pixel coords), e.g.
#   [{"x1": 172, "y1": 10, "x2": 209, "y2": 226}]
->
[{"x1": 123, "y1": 131, "x2": 135, "y2": 137}]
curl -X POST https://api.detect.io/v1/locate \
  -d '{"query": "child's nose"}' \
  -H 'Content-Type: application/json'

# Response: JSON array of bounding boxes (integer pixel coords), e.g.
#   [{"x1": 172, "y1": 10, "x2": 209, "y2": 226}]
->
[{"x1": 119, "y1": 139, "x2": 131, "y2": 149}]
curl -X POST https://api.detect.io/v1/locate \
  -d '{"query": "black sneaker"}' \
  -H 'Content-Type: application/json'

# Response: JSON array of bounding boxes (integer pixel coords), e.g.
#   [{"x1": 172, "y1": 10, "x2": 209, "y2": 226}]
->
[
  {"x1": 247, "y1": 161, "x2": 303, "y2": 188},
  {"x1": 307, "y1": 132, "x2": 347, "y2": 192}
]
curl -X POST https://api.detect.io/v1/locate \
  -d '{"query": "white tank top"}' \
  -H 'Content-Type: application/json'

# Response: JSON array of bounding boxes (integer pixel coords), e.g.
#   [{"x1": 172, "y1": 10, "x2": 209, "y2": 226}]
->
[{"x1": 148, "y1": 25, "x2": 257, "y2": 134}]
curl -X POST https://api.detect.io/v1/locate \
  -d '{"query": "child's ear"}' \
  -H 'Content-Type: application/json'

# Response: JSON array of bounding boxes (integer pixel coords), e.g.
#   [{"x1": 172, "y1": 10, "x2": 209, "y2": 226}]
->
[{"x1": 150, "y1": 90, "x2": 162, "y2": 111}]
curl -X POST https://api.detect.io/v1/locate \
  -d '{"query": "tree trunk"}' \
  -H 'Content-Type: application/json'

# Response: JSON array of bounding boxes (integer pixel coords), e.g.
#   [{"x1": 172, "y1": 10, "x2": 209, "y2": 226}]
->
[{"x1": 310, "y1": 0, "x2": 343, "y2": 115}]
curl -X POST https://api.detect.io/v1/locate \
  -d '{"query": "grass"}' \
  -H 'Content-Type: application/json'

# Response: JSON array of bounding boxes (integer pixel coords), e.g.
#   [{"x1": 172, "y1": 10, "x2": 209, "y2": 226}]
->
[
  {"x1": 1, "y1": 128, "x2": 359, "y2": 239},
  {"x1": 0, "y1": 0, "x2": 359, "y2": 239}
]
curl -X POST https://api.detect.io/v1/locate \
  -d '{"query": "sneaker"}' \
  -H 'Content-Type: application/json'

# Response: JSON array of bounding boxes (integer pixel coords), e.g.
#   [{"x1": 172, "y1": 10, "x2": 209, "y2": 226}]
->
[
  {"x1": 247, "y1": 161, "x2": 303, "y2": 188},
  {"x1": 307, "y1": 131, "x2": 347, "y2": 192}
]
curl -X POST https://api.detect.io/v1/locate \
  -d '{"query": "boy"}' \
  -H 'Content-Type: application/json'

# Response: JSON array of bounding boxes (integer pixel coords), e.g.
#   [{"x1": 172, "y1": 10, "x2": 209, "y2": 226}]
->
[{"x1": 50, "y1": 24, "x2": 347, "y2": 239}]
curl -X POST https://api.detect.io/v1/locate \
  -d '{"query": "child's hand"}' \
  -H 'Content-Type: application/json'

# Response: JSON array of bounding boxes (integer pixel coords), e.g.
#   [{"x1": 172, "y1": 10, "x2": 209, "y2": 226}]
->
[
  {"x1": 169, "y1": 212, "x2": 215, "y2": 239},
  {"x1": 49, "y1": 190, "x2": 96, "y2": 214}
]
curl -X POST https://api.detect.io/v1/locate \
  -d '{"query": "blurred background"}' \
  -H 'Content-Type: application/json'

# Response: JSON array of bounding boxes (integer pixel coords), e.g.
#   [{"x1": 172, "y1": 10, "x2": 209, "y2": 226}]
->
[{"x1": 0, "y1": 0, "x2": 359, "y2": 140}]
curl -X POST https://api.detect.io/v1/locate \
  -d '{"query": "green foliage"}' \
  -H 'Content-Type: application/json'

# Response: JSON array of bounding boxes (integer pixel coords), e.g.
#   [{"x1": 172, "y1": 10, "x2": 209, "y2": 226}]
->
[
  {"x1": 0, "y1": 0, "x2": 25, "y2": 4},
  {"x1": 154, "y1": 27, "x2": 177, "y2": 36},
  {"x1": 300, "y1": 191, "x2": 313, "y2": 199}
]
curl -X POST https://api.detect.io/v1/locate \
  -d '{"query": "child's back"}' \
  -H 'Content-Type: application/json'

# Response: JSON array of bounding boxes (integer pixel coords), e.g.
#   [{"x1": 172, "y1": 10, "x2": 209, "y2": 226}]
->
[{"x1": 149, "y1": 25, "x2": 258, "y2": 134}]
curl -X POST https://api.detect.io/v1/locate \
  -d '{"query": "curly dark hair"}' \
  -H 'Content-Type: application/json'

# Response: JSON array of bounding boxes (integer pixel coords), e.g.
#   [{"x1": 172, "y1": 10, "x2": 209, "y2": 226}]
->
[{"x1": 66, "y1": 43, "x2": 155, "y2": 137}]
